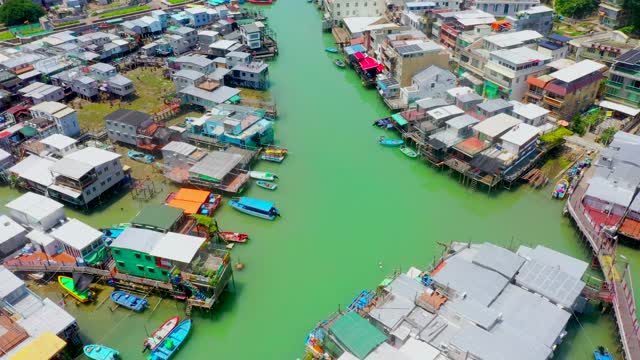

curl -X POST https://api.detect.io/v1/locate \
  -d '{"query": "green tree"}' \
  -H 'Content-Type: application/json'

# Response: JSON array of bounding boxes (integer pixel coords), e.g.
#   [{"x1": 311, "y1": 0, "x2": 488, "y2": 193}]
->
[
  {"x1": 555, "y1": 0, "x2": 596, "y2": 18},
  {"x1": 0, "y1": 0, "x2": 44, "y2": 26},
  {"x1": 597, "y1": 127, "x2": 617, "y2": 146}
]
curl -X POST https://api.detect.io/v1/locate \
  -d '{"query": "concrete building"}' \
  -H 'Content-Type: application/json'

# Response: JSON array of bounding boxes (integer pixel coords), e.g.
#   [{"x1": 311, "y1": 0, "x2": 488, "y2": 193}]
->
[
  {"x1": 569, "y1": 31, "x2": 637, "y2": 66},
  {"x1": 5, "y1": 192, "x2": 66, "y2": 232},
  {"x1": 433, "y1": 9, "x2": 496, "y2": 49},
  {"x1": 526, "y1": 59, "x2": 605, "y2": 121},
  {"x1": 474, "y1": 0, "x2": 540, "y2": 16},
  {"x1": 40, "y1": 133, "x2": 78, "y2": 158},
  {"x1": 18, "y1": 82, "x2": 65, "y2": 104},
  {"x1": 50, "y1": 218, "x2": 104, "y2": 263},
  {"x1": 0, "y1": 215, "x2": 27, "y2": 258},
  {"x1": 380, "y1": 38, "x2": 449, "y2": 87},
  {"x1": 227, "y1": 62, "x2": 269, "y2": 90},
  {"x1": 173, "y1": 69, "x2": 206, "y2": 91},
  {"x1": 511, "y1": 102, "x2": 550, "y2": 126},
  {"x1": 0, "y1": 267, "x2": 80, "y2": 358},
  {"x1": 168, "y1": 27, "x2": 198, "y2": 48},
  {"x1": 47, "y1": 147, "x2": 125, "y2": 207},
  {"x1": 598, "y1": 0, "x2": 629, "y2": 28},
  {"x1": 323, "y1": 0, "x2": 386, "y2": 24},
  {"x1": 105, "y1": 109, "x2": 153, "y2": 146},
  {"x1": 179, "y1": 85, "x2": 240, "y2": 109},
  {"x1": 400, "y1": 65, "x2": 456, "y2": 107},
  {"x1": 604, "y1": 49, "x2": 640, "y2": 110},
  {"x1": 484, "y1": 46, "x2": 551, "y2": 100},
  {"x1": 29, "y1": 102, "x2": 80, "y2": 137},
  {"x1": 506, "y1": 5, "x2": 554, "y2": 34},
  {"x1": 198, "y1": 30, "x2": 220, "y2": 48},
  {"x1": 107, "y1": 75, "x2": 134, "y2": 97},
  {"x1": 174, "y1": 55, "x2": 215, "y2": 74}
]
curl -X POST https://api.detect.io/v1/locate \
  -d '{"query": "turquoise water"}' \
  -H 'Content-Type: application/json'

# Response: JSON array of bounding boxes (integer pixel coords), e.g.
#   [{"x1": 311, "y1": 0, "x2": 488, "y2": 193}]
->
[{"x1": 0, "y1": 1, "x2": 636, "y2": 359}]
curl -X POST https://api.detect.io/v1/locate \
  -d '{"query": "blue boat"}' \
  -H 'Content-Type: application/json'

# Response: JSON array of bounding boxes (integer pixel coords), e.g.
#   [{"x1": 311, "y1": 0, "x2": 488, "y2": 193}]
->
[
  {"x1": 228, "y1": 197, "x2": 280, "y2": 220},
  {"x1": 148, "y1": 319, "x2": 192, "y2": 360},
  {"x1": 128, "y1": 150, "x2": 155, "y2": 164},
  {"x1": 594, "y1": 347, "x2": 613, "y2": 360},
  {"x1": 84, "y1": 344, "x2": 119, "y2": 360},
  {"x1": 325, "y1": 47, "x2": 338, "y2": 53},
  {"x1": 378, "y1": 136, "x2": 403, "y2": 147},
  {"x1": 110, "y1": 291, "x2": 148, "y2": 312}
]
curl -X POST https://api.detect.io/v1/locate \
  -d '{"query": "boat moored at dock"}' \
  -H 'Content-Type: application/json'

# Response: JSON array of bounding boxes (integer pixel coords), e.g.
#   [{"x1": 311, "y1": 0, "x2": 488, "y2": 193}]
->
[
  {"x1": 219, "y1": 232, "x2": 249, "y2": 243},
  {"x1": 110, "y1": 291, "x2": 148, "y2": 312},
  {"x1": 128, "y1": 150, "x2": 155, "y2": 164},
  {"x1": 594, "y1": 347, "x2": 613, "y2": 360},
  {"x1": 229, "y1": 197, "x2": 280, "y2": 220},
  {"x1": 256, "y1": 180, "x2": 278, "y2": 190},
  {"x1": 378, "y1": 136, "x2": 403, "y2": 147},
  {"x1": 399, "y1": 145, "x2": 418, "y2": 158},
  {"x1": 144, "y1": 316, "x2": 180, "y2": 352},
  {"x1": 58, "y1": 276, "x2": 93, "y2": 303},
  {"x1": 84, "y1": 344, "x2": 119, "y2": 360},
  {"x1": 552, "y1": 178, "x2": 569, "y2": 199},
  {"x1": 249, "y1": 171, "x2": 278, "y2": 181},
  {"x1": 149, "y1": 319, "x2": 192, "y2": 360},
  {"x1": 334, "y1": 59, "x2": 345, "y2": 68},
  {"x1": 325, "y1": 47, "x2": 338, "y2": 53}
]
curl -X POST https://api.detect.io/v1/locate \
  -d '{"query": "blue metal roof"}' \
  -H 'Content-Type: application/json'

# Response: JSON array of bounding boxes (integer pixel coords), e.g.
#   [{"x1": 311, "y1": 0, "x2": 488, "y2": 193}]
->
[
  {"x1": 345, "y1": 44, "x2": 366, "y2": 55},
  {"x1": 547, "y1": 34, "x2": 571, "y2": 43},
  {"x1": 239, "y1": 197, "x2": 274, "y2": 211}
]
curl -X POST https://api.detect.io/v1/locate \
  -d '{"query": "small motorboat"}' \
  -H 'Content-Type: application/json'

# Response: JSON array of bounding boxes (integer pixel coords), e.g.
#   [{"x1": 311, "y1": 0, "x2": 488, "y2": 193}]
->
[
  {"x1": 264, "y1": 146, "x2": 288, "y2": 156},
  {"x1": 334, "y1": 59, "x2": 345, "y2": 68},
  {"x1": 256, "y1": 180, "x2": 278, "y2": 190},
  {"x1": 552, "y1": 178, "x2": 570, "y2": 199},
  {"x1": 594, "y1": 346, "x2": 613, "y2": 360},
  {"x1": 378, "y1": 136, "x2": 403, "y2": 147},
  {"x1": 128, "y1": 150, "x2": 154, "y2": 164},
  {"x1": 58, "y1": 276, "x2": 93, "y2": 303},
  {"x1": 27, "y1": 272, "x2": 44, "y2": 280},
  {"x1": 373, "y1": 118, "x2": 391, "y2": 128},
  {"x1": 249, "y1": 171, "x2": 278, "y2": 181},
  {"x1": 219, "y1": 232, "x2": 249, "y2": 243},
  {"x1": 399, "y1": 145, "x2": 418, "y2": 158},
  {"x1": 149, "y1": 319, "x2": 192, "y2": 360},
  {"x1": 229, "y1": 197, "x2": 280, "y2": 220},
  {"x1": 143, "y1": 315, "x2": 180, "y2": 352},
  {"x1": 261, "y1": 153, "x2": 285, "y2": 163},
  {"x1": 248, "y1": 0, "x2": 273, "y2": 4},
  {"x1": 110, "y1": 290, "x2": 148, "y2": 312},
  {"x1": 325, "y1": 47, "x2": 338, "y2": 53},
  {"x1": 84, "y1": 344, "x2": 119, "y2": 360}
]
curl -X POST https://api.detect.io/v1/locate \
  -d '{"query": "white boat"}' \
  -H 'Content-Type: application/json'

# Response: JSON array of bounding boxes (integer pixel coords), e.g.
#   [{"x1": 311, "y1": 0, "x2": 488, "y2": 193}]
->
[{"x1": 249, "y1": 171, "x2": 278, "y2": 181}]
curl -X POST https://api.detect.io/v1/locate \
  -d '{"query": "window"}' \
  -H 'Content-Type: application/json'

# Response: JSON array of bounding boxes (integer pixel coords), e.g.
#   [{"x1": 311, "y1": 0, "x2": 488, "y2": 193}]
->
[
  {"x1": 161, "y1": 270, "x2": 168, "y2": 276},
  {"x1": 114, "y1": 249, "x2": 121, "y2": 255},
  {"x1": 93, "y1": 186, "x2": 96, "y2": 191},
  {"x1": 107, "y1": 177, "x2": 112, "y2": 182},
  {"x1": 145, "y1": 255, "x2": 151, "y2": 261},
  {"x1": 134, "y1": 253, "x2": 141, "y2": 259},
  {"x1": 101, "y1": 181, "x2": 106, "y2": 186},
  {"x1": 117, "y1": 261, "x2": 125, "y2": 267},
  {"x1": 346, "y1": 2, "x2": 349, "y2": 6},
  {"x1": 137, "y1": 265, "x2": 144, "y2": 271},
  {"x1": 147, "y1": 267, "x2": 155, "y2": 273}
]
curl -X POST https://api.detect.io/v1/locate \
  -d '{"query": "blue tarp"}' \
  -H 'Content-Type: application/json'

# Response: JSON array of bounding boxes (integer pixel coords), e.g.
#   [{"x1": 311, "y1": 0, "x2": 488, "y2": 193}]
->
[
  {"x1": 344, "y1": 44, "x2": 366, "y2": 56},
  {"x1": 547, "y1": 34, "x2": 571, "y2": 43},
  {"x1": 239, "y1": 197, "x2": 274, "y2": 212}
]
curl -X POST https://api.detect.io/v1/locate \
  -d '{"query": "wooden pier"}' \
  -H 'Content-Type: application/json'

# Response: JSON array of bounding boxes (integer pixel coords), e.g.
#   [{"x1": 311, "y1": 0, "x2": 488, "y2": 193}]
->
[{"x1": 567, "y1": 167, "x2": 640, "y2": 360}]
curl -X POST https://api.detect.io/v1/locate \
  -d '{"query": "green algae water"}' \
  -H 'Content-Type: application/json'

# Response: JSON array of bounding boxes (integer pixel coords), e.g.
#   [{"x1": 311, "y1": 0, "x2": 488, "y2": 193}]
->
[{"x1": 0, "y1": 2, "x2": 639, "y2": 358}]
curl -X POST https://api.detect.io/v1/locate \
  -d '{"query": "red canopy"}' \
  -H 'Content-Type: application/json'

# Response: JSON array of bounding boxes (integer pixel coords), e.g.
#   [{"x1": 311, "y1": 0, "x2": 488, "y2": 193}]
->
[
  {"x1": 354, "y1": 52, "x2": 365, "y2": 60},
  {"x1": 359, "y1": 57, "x2": 379, "y2": 71},
  {"x1": 376, "y1": 64, "x2": 384, "y2": 73}
]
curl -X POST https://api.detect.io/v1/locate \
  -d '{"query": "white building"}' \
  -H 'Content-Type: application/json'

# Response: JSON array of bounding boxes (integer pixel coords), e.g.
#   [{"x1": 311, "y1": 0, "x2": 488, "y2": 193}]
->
[
  {"x1": 499, "y1": 123, "x2": 540, "y2": 155},
  {"x1": 29, "y1": 102, "x2": 80, "y2": 137},
  {"x1": 48, "y1": 147, "x2": 125, "y2": 207},
  {"x1": 40, "y1": 134, "x2": 78, "y2": 158},
  {"x1": 475, "y1": 0, "x2": 540, "y2": 16},
  {"x1": 484, "y1": 46, "x2": 551, "y2": 100},
  {"x1": 50, "y1": 218, "x2": 104, "y2": 262},
  {"x1": 5, "y1": 192, "x2": 66, "y2": 232},
  {"x1": 324, "y1": 0, "x2": 386, "y2": 24},
  {"x1": 511, "y1": 102, "x2": 550, "y2": 126},
  {"x1": 401, "y1": 65, "x2": 456, "y2": 106},
  {"x1": 0, "y1": 215, "x2": 27, "y2": 258}
]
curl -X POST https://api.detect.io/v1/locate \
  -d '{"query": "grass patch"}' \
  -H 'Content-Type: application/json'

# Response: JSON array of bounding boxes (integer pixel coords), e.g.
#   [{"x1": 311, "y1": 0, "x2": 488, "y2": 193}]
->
[
  {"x1": 167, "y1": 0, "x2": 189, "y2": 4},
  {"x1": 0, "y1": 31, "x2": 15, "y2": 41},
  {"x1": 74, "y1": 68, "x2": 203, "y2": 132},
  {"x1": 15, "y1": 25, "x2": 45, "y2": 37},
  {"x1": 55, "y1": 20, "x2": 80, "y2": 27},
  {"x1": 99, "y1": 5, "x2": 151, "y2": 18},
  {"x1": 540, "y1": 127, "x2": 573, "y2": 145}
]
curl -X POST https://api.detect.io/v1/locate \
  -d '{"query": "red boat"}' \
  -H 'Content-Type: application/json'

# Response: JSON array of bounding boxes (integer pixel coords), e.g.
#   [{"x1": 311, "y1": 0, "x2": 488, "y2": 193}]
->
[
  {"x1": 248, "y1": 0, "x2": 273, "y2": 4},
  {"x1": 219, "y1": 232, "x2": 249, "y2": 243},
  {"x1": 143, "y1": 315, "x2": 180, "y2": 352}
]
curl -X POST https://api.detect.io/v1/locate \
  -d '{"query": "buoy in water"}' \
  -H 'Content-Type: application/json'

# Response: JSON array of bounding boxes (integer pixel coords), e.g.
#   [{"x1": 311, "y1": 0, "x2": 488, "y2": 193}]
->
[{"x1": 235, "y1": 262, "x2": 245, "y2": 271}]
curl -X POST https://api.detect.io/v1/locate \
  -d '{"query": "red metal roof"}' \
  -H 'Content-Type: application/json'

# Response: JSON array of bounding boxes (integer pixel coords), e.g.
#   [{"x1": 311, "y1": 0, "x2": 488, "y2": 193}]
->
[
  {"x1": 354, "y1": 52, "x2": 365, "y2": 60},
  {"x1": 6, "y1": 105, "x2": 29, "y2": 115},
  {"x1": 620, "y1": 218, "x2": 640, "y2": 240},
  {"x1": 359, "y1": 57, "x2": 379, "y2": 71}
]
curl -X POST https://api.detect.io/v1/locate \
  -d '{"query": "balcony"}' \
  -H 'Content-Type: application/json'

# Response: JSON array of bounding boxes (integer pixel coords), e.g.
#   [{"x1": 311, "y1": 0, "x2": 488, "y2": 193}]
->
[
  {"x1": 543, "y1": 96, "x2": 563, "y2": 107},
  {"x1": 612, "y1": 66, "x2": 640, "y2": 78},
  {"x1": 606, "y1": 80, "x2": 623, "y2": 88},
  {"x1": 526, "y1": 91, "x2": 543, "y2": 100},
  {"x1": 626, "y1": 85, "x2": 640, "y2": 93},
  {"x1": 54, "y1": 174, "x2": 97, "y2": 191}
]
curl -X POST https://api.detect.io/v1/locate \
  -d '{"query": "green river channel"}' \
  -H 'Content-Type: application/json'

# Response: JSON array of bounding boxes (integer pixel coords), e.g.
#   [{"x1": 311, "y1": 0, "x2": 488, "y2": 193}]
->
[{"x1": 0, "y1": 2, "x2": 639, "y2": 359}]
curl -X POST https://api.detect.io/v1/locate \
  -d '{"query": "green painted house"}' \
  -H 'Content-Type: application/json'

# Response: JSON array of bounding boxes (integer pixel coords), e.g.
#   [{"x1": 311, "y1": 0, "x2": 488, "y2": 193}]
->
[
  {"x1": 108, "y1": 227, "x2": 172, "y2": 281},
  {"x1": 131, "y1": 205, "x2": 185, "y2": 233}
]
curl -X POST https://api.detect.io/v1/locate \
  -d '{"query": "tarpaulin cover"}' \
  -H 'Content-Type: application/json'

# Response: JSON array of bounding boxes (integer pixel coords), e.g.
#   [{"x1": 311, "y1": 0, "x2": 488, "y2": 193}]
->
[
  {"x1": 354, "y1": 52, "x2": 365, "y2": 60},
  {"x1": 359, "y1": 57, "x2": 379, "y2": 71},
  {"x1": 329, "y1": 312, "x2": 387, "y2": 358}
]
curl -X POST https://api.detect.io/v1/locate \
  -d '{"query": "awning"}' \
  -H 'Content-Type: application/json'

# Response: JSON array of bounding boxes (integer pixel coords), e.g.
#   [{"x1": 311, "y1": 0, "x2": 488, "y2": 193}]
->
[
  {"x1": 354, "y1": 52, "x2": 365, "y2": 60},
  {"x1": 599, "y1": 100, "x2": 640, "y2": 117},
  {"x1": 229, "y1": 95, "x2": 241, "y2": 103},
  {"x1": 392, "y1": 113, "x2": 408, "y2": 126},
  {"x1": 18, "y1": 126, "x2": 37, "y2": 137},
  {"x1": 49, "y1": 184, "x2": 82, "y2": 198}
]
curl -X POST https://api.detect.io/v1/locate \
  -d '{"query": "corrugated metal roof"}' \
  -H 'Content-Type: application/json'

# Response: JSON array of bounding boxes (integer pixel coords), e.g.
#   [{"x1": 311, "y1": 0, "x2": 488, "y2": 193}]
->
[
  {"x1": 64, "y1": 147, "x2": 120, "y2": 167},
  {"x1": 515, "y1": 259, "x2": 585, "y2": 309},
  {"x1": 5, "y1": 192, "x2": 63, "y2": 222},
  {"x1": 8, "y1": 156, "x2": 55, "y2": 187},
  {"x1": 472, "y1": 242, "x2": 524, "y2": 279},
  {"x1": 110, "y1": 227, "x2": 162, "y2": 253},
  {"x1": 189, "y1": 151, "x2": 242, "y2": 181},
  {"x1": 50, "y1": 219, "x2": 102, "y2": 251},
  {"x1": 132, "y1": 205, "x2": 183, "y2": 232},
  {"x1": 50, "y1": 158, "x2": 93, "y2": 180},
  {"x1": 149, "y1": 232, "x2": 205, "y2": 264},
  {"x1": 549, "y1": 60, "x2": 605, "y2": 83},
  {"x1": 473, "y1": 113, "x2": 522, "y2": 137},
  {"x1": 500, "y1": 123, "x2": 540, "y2": 147},
  {"x1": 162, "y1": 141, "x2": 196, "y2": 156},
  {"x1": 0, "y1": 266, "x2": 25, "y2": 299}
]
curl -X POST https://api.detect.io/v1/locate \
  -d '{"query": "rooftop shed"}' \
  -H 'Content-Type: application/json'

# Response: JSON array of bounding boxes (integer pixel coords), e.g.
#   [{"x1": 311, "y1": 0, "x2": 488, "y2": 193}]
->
[{"x1": 132, "y1": 205, "x2": 184, "y2": 233}]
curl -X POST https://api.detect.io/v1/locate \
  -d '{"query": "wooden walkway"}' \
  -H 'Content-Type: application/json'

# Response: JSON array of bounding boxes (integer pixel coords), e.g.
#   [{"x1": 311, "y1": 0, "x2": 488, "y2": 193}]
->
[
  {"x1": 567, "y1": 167, "x2": 640, "y2": 360},
  {"x1": 3, "y1": 261, "x2": 174, "y2": 291}
]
